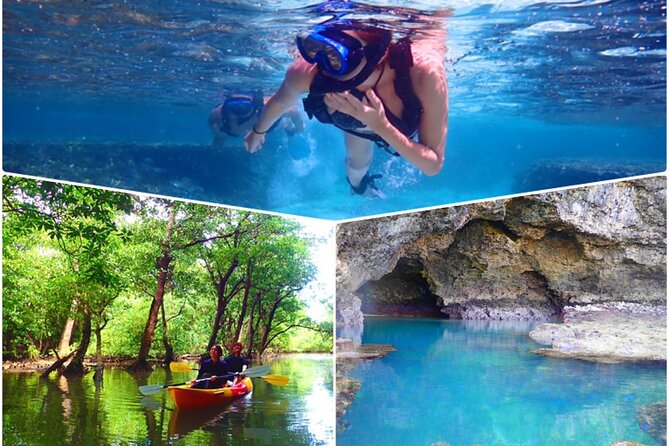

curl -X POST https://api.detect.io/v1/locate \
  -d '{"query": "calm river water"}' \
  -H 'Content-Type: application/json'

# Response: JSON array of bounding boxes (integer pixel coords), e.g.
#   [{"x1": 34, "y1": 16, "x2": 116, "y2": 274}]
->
[{"x1": 3, "y1": 354, "x2": 334, "y2": 446}]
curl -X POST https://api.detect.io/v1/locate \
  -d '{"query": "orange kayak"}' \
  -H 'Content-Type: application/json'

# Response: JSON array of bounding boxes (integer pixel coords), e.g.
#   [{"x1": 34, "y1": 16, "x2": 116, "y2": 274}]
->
[{"x1": 168, "y1": 377, "x2": 253, "y2": 410}]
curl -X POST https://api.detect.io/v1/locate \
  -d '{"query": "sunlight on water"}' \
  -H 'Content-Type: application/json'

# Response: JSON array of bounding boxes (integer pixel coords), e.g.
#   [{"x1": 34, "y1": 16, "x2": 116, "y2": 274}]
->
[{"x1": 305, "y1": 376, "x2": 336, "y2": 445}]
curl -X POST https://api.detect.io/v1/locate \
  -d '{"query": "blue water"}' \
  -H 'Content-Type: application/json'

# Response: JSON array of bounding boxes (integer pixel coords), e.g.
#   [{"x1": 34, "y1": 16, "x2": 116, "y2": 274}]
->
[
  {"x1": 3, "y1": 0, "x2": 666, "y2": 220},
  {"x1": 338, "y1": 317, "x2": 666, "y2": 446}
]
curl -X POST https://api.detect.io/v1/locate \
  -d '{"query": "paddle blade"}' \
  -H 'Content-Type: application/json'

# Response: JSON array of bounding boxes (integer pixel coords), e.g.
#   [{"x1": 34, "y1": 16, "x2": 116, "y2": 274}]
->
[
  {"x1": 169, "y1": 362, "x2": 196, "y2": 373},
  {"x1": 243, "y1": 364, "x2": 271, "y2": 378},
  {"x1": 140, "y1": 396, "x2": 163, "y2": 411},
  {"x1": 139, "y1": 384, "x2": 165, "y2": 396},
  {"x1": 261, "y1": 374, "x2": 290, "y2": 386}
]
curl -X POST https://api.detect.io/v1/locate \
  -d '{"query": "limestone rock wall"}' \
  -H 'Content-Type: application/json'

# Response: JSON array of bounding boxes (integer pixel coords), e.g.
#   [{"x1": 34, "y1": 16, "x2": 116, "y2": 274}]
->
[{"x1": 336, "y1": 177, "x2": 666, "y2": 329}]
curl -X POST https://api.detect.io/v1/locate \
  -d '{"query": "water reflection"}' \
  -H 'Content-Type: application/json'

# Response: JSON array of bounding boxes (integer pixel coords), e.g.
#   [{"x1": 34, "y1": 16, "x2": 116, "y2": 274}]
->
[{"x1": 3, "y1": 354, "x2": 333, "y2": 446}]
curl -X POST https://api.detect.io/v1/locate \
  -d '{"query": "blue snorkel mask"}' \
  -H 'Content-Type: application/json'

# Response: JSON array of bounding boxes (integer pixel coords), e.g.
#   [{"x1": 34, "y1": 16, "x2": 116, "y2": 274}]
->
[
  {"x1": 296, "y1": 21, "x2": 391, "y2": 77},
  {"x1": 217, "y1": 92, "x2": 264, "y2": 135},
  {"x1": 221, "y1": 92, "x2": 263, "y2": 123}
]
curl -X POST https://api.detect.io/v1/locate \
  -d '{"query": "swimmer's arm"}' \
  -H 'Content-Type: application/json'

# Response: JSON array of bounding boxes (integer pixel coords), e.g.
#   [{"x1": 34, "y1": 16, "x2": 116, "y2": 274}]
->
[
  {"x1": 371, "y1": 66, "x2": 447, "y2": 176},
  {"x1": 245, "y1": 59, "x2": 311, "y2": 152},
  {"x1": 253, "y1": 60, "x2": 311, "y2": 133}
]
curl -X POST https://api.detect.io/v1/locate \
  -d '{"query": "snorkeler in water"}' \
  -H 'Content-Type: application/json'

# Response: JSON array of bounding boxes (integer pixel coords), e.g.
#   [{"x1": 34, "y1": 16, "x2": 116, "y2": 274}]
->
[
  {"x1": 210, "y1": 91, "x2": 304, "y2": 146},
  {"x1": 244, "y1": 19, "x2": 448, "y2": 196}
]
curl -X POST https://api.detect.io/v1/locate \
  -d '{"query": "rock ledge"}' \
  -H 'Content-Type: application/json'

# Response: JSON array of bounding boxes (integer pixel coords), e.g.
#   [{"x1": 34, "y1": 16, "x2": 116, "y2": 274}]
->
[{"x1": 529, "y1": 303, "x2": 666, "y2": 363}]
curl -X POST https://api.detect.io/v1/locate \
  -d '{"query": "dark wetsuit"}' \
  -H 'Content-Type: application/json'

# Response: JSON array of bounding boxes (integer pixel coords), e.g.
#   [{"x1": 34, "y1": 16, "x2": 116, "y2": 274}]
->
[
  {"x1": 224, "y1": 355, "x2": 251, "y2": 374},
  {"x1": 303, "y1": 37, "x2": 423, "y2": 152},
  {"x1": 193, "y1": 358, "x2": 230, "y2": 389}
]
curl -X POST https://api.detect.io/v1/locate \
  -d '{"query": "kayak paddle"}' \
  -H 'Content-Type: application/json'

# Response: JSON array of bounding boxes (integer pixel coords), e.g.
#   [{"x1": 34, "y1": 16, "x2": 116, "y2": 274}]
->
[
  {"x1": 169, "y1": 362, "x2": 290, "y2": 386},
  {"x1": 139, "y1": 364, "x2": 270, "y2": 396},
  {"x1": 169, "y1": 361, "x2": 198, "y2": 373},
  {"x1": 260, "y1": 374, "x2": 290, "y2": 386}
]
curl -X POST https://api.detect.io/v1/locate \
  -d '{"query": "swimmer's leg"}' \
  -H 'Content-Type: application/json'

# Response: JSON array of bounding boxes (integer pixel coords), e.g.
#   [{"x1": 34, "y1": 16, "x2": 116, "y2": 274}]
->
[
  {"x1": 344, "y1": 132, "x2": 385, "y2": 198},
  {"x1": 344, "y1": 132, "x2": 373, "y2": 188}
]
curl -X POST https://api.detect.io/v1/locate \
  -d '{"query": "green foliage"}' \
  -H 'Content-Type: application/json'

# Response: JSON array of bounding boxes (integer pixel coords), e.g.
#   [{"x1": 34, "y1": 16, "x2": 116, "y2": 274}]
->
[
  {"x1": 2, "y1": 225, "x2": 74, "y2": 357},
  {"x1": 98, "y1": 294, "x2": 148, "y2": 357},
  {"x1": 3, "y1": 178, "x2": 333, "y2": 361}
]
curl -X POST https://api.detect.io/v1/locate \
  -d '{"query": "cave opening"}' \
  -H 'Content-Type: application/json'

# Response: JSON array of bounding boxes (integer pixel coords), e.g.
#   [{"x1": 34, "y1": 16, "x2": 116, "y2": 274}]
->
[{"x1": 356, "y1": 257, "x2": 446, "y2": 318}]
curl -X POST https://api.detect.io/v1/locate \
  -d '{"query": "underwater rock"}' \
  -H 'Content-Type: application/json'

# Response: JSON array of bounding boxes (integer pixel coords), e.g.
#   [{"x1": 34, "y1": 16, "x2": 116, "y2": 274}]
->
[
  {"x1": 514, "y1": 159, "x2": 662, "y2": 192},
  {"x1": 3, "y1": 141, "x2": 279, "y2": 210},
  {"x1": 336, "y1": 376, "x2": 361, "y2": 419},
  {"x1": 337, "y1": 177, "x2": 666, "y2": 329},
  {"x1": 336, "y1": 343, "x2": 396, "y2": 361},
  {"x1": 636, "y1": 402, "x2": 667, "y2": 446},
  {"x1": 529, "y1": 303, "x2": 666, "y2": 363},
  {"x1": 335, "y1": 341, "x2": 395, "y2": 419}
]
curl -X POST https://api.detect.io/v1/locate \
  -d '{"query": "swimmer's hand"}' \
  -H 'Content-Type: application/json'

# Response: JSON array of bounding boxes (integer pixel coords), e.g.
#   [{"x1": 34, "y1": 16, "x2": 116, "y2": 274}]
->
[
  {"x1": 244, "y1": 130, "x2": 265, "y2": 153},
  {"x1": 324, "y1": 90, "x2": 387, "y2": 132},
  {"x1": 283, "y1": 119, "x2": 297, "y2": 137}
]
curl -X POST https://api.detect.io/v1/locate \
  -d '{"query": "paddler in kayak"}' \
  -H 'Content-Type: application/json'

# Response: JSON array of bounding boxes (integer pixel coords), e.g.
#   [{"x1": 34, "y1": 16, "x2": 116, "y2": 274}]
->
[
  {"x1": 224, "y1": 342, "x2": 251, "y2": 384},
  {"x1": 191, "y1": 345, "x2": 230, "y2": 389}
]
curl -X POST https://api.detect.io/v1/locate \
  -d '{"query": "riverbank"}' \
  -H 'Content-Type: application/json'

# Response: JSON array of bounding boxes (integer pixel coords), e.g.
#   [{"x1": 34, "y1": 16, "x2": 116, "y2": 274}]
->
[
  {"x1": 3, "y1": 351, "x2": 333, "y2": 373},
  {"x1": 1, "y1": 356, "x2": 154, "y2": 372}
]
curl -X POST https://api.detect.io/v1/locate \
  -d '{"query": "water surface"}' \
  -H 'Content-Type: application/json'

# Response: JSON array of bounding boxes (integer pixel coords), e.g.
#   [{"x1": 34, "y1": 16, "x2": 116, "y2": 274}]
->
[
  {"x1": 337, "y1": 317, "x2": 666, "y2": 446},
  {"x1": 3, "y1": 354, "x2": 334, "y2": 446}
]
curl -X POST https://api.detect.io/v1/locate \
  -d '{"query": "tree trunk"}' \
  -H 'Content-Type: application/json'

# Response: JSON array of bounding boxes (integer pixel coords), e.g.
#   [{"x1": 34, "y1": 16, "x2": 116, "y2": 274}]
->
[
  {"x1": 40, "y1": 350, "x2": 75, "y2": 378},
  {"x1": 57, "y1": 302, "x2": 78, "y2": 356},
  {"x1": 129, "y1": 204, "x2": 175, "y2": 372},
  {"x1": 258, "y1": 300, "x2": 281, "y2": 357},
  {"x1": 246, "y1": 296, "x2": 261, "y2": 358},
  {"x1": 95, "y1": 324, "x2": 103, "y2": 363},
  {"x1": 233, "y1": 260, "x2": 253, "y2": 342},
  {"x1": 206, "y1": 256, "x2": 239, "y2": 350},
  {"x1": 160, "y1": 299, "x2": 174, "y2": 365},
  {"x1": 64, "y1": 308, "x2": 92, "y2": 376},
  {"x1": 207, "y1": 301, "x2": 226, "y2": 350}
]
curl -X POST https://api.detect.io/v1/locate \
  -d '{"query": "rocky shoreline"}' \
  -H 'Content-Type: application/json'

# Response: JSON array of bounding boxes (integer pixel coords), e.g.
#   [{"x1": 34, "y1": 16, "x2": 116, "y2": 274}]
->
[
  {"x1": 529, "y1": 303, "x2": 666, "y2": 363},
  {"x1": 335, "y1": 338, "x2": 395, "y2": 421}
]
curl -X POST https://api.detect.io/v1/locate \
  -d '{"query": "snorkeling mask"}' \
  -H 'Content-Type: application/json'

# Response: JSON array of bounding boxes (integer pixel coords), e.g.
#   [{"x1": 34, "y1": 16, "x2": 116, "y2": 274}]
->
[
  {"x1": 222, "y1": 94, "x2": 262, "y2": 121},
  {"x1": 215, "y1": 92, "x2": 264, "y2": 136},
  {"x1": 297, "y1": 27, "x2": 365, "y2": 76},
  {"x1": 296, "y1": 22, "x2": 391, "y2": 77},
  {"x1": 219, "y1": 92, "x2": 263, "y2": 132}
]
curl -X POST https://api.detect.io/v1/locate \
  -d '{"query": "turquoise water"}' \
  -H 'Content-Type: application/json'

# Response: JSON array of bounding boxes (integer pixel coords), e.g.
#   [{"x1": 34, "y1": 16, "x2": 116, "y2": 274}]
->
[
  {"x1": 3, "y1": 354, "x2": 334, "y2": 446},
  {"x1": 337, "y1": 317, "x2": 666, "y2": 446},
  {"x1": 3, "y1": 0, "x2": 666, "y2": 220}
]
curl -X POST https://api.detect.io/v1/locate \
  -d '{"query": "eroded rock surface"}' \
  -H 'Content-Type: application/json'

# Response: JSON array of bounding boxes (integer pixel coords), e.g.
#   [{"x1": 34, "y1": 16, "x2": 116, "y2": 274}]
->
[
  {"x1": 529, "y1": 303, "x2": 666, "y2": 363},
  {"x1": 337, "y1": 177, "x2": 666, "y2": 329}
]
